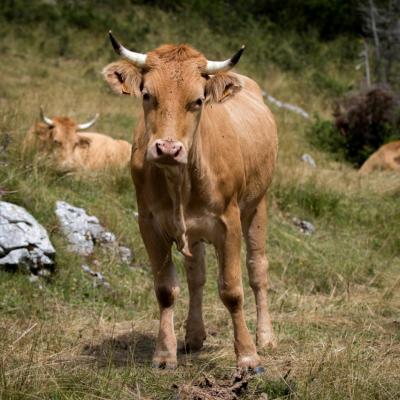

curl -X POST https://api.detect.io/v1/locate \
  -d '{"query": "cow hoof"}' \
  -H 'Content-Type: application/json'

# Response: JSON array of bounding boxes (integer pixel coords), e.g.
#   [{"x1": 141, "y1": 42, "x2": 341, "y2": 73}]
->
[
  {"x1": 152, "y1": 354, "x2": 178, "y2": 370},
  {"x1": 237, "y1": 354, "x2": 261, "y2": 370},
  {"x1": 182, "y1": 337, "x2": 205, "y2": 353},
  {"x1": 257, "y1": 334, "x2": 277, "y2": 350},
  {"x1": 152, "y1": 359, "x2": 178, "y2": 370}
]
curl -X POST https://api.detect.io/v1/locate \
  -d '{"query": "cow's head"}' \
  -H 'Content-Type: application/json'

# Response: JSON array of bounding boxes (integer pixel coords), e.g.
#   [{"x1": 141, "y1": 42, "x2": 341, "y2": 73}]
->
[
  {"x1": 36, "y1": 109, "x2": 98, "y2": 170},
  {"x1": 103, "y1": 32, "x2": 244, "y2": 166}
]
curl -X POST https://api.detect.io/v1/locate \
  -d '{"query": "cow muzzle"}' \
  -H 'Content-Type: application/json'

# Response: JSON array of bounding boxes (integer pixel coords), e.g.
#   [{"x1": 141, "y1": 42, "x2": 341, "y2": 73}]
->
[{"x1": 147, "y1": 139, "x2": 187, "y2": 165}]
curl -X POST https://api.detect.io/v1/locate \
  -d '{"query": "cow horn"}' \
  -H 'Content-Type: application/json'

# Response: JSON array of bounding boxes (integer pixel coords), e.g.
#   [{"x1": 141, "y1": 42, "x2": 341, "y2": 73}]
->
[
  {"x1": 40, "y1": 107, "x2": 54, "y2": 126},
  {"x1": 205, "y1": 45, "x2": 246, "y2": 74},
  {"x1": 77, "y1": 113, "x2": 99, "y2": 130},
  {"x1": 108, "y1": 31, "x2": 147, "y2": 67}
]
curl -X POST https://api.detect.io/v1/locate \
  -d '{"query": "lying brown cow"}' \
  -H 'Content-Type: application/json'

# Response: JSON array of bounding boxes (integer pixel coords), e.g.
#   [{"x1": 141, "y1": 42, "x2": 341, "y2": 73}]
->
[
  {"x1": 359, "y1": 141, "x2": 400, "y2": 175},
  {"x1": 24, "y1": 109, "x2": 131, "y2": 172},
  {"x1": 103, "y1": 32, "x2": 278, "y2": 370}
]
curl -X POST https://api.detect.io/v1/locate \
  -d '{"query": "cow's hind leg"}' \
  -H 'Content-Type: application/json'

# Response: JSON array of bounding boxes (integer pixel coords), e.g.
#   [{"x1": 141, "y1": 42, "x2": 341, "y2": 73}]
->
[
  {"x1": 139, "y1": 216, "x2": 180, "y2": 369},
  {"x1": 184, "y1": 241, "x2": 206, "y2": 352},
  {"x1": 242, "y1": 198, "x2": 277, "y2": 349}
]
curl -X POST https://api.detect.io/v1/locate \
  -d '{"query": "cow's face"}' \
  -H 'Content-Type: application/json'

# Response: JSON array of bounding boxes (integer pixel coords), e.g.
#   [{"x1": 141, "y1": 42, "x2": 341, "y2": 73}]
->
[
  {"x1": 103, "y1": 43, "x2": 243, "y2": 167},
  {"x1": 33, "y1": 114, "x2": 95, "y2": 171},
  {"x1": 141, "y1": 59, "x2": 207, "y2": 165}
]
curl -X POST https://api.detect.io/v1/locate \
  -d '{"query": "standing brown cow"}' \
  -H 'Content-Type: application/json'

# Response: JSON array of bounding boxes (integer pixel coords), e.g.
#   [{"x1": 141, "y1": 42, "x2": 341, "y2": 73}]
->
[{"x1": 103, "y1": 32, "x2": 278, "y2": 370}]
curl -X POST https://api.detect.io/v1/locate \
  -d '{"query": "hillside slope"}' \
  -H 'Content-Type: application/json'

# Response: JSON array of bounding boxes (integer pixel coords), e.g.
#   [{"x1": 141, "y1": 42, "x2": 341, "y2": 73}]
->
[{"x1": 0, "y1": 2, "x2": 399, "y2": 399}]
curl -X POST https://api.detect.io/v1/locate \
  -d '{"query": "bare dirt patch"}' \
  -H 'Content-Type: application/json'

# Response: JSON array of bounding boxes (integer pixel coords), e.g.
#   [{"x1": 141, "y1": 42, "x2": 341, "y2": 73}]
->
[{"x1": 174, "y1": 372, "x2": 250, "y2": 400}]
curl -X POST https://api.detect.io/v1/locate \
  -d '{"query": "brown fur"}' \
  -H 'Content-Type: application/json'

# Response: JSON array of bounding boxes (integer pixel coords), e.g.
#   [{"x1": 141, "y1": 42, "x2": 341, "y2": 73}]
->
[
  {"x1": 103, "y1": 43, "x2": 278, "y2": 369},
  {"x1": 23, "y1": 116, "x2": 131, "y2": 172},
  {"x1": 359, "y1": 141, "x2": 400, "y2": 175}
]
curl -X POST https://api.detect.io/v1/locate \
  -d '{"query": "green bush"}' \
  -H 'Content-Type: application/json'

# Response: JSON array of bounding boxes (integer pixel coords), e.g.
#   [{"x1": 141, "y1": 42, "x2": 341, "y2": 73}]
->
[{"x1": 307, "y1": 115, "x2": 347, "y2": 161}]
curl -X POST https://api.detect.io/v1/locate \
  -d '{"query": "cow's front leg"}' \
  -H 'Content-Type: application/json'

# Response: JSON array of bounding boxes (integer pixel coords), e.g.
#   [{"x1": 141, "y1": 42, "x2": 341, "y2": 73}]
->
[
  {"x1": 184, "y1": 241, "x2": 206, "y2": 352},
  {"x1": 216, "y1": 203, "x2": 261, "y2": 370},
  {"x1": 139, "y1": 216, "x2": 179, "y2": 369}
]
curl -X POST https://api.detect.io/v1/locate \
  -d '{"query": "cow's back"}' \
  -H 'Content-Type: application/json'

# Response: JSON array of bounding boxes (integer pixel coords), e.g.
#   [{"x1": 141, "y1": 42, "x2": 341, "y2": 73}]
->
[
  {"x1": 359, "y1": 141, "x2": 400, "y2": 174},
  {"x1": 199, "y1": 73, "x2": 278, "y2": 207},
  {"x1": 76, "y1": 132, "x2": 131, "y2": 170}
]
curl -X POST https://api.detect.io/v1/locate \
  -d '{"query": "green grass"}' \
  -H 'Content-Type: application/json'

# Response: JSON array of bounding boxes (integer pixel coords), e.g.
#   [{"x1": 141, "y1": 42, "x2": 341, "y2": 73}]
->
[{"x1": 0, "y1": 3, "x2": 399, "y2": 399}]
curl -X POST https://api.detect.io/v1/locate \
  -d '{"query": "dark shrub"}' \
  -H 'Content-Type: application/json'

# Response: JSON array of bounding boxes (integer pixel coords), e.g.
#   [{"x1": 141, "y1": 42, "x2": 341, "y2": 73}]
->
[
  {"x1": 334, "y1": 87, "x2": 400, "y2": 166},
  {"x1": 308, "y1": 87, "x2": 400, "y2": 166}
]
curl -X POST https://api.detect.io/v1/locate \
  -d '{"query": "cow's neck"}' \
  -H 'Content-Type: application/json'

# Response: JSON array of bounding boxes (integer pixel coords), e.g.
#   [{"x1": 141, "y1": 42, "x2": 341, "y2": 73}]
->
[
  {"x1": 159, "y1": 129, "x2": 209, "y2": 257},
  {"x1": 163, "y1": 165, "x2": 192, "y2": 257}
]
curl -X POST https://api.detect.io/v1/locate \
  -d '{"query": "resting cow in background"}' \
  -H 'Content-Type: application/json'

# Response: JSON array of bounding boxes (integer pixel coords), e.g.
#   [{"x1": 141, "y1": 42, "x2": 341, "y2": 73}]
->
[
  {"x1": 359, "y1": 141, "x2": 400, "y2": 175},
  {"x1": 24, "y1": 109, "x2": 131, "y2": 172},
  {"x1": 103, "y1": 32, "x2": 278, "y2": 370}
]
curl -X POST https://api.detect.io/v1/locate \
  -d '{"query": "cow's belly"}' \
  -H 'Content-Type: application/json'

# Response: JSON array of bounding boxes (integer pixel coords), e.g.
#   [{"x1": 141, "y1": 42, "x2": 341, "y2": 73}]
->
[
  {"x1": 185, "y1": 211, "x2": 220, "y2": 244},
  {"x1": 150, "y1": 207, "x2": 221, "y2": 246}
]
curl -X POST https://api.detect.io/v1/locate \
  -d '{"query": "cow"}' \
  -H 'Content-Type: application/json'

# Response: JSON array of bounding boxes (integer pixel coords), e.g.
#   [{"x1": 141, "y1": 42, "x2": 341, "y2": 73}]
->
[
  {"x1": 359, "y1": 141, "x2": 400, "y2": 175},
  {"x1": 103, "y1": 32, "x2": 278, "y2": 370},
  {"x1": 23, "y1": 109, "x2": 132, "y2": 172}
]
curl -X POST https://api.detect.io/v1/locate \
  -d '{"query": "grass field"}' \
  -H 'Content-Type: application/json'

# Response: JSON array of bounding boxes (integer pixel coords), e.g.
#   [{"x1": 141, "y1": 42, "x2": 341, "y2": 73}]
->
[{"x1": 0, "y1": 4, "x2": 399, "y2": 399}]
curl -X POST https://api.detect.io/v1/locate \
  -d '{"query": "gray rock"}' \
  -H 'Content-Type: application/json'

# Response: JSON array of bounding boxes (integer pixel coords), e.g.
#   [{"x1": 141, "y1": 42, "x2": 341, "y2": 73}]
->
[
  {"x1": 0, "y1": 248, "x2": 30, "y2": 266},
  {"x1": 28, "y1": 274, "x2": 39, "y2": 283},
  {"x1": 301, "y1": 153, "x2": 316, "y2": 168},
  {"x1": 118, "y1": 246, "x2": 133, "y2": 264},
  {"x1": 0, "y1": 201, "x2": 55, "y2": 273},
  {"x1": 99, "y1": 231, "x2": 116, "y2": 244},
  {"x1": 81, "y1": 264, "x2": 111, "y2": 289},
  {"x1": 56, "y1": 201, "x2": 133, "y2": 263},
  {"x1": 55, "y1": 201, "x2": 118, "y2": 256},
  {"x1": 55, "y1": 201, "x2": 97, "y2": 256},
  {"x1": 292, "y1": 217, "x2": 316, "y2": 235}
]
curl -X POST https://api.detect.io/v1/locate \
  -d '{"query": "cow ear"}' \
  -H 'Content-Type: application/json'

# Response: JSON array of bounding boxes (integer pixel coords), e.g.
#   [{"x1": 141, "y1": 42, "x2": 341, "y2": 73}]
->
[
  {"x1": 33, "y1": 123, "x2": 50, "y2": 140},
  {"x1": 102, "y1": 60, "x2": 142, "y2": 97},
  {"x1": 205, "y1": 73, "x2": 243, "y2": 104},
  {"x1": 77, "y1": 136, "x2": 91, "y2": 149}
]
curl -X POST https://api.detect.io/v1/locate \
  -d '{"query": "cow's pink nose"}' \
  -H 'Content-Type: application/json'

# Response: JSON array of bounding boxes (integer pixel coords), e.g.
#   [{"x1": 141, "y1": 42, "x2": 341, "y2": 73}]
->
[
  {"x1": 148, "y1": 139, "x2": 187, "y2": 164},
  {"x1": 156, "y1": 140, "x2": 182, "y2": 157}
]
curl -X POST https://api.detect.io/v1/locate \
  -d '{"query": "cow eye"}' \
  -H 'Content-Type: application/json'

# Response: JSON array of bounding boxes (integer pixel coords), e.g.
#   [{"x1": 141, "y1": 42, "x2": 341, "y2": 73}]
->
[
  {"x1": 189, "y1": 98, "x2": 204, "y2": 111},
  {"x1": 142, "y1": 90, "x2": 158, "y2": 107},
  {"x1": 142, "y1": 89, "x2": 153, "y2": 102}
]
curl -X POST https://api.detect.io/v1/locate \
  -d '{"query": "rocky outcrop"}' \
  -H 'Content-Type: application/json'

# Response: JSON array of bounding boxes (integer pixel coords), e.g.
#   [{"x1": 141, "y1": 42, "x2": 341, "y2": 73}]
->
[
  {"x1": 0, "y1": 201, "x2": 55, "y2": 274},
  {"x1": 55, "y1": 201, "x2": 133, "y2": 263}
]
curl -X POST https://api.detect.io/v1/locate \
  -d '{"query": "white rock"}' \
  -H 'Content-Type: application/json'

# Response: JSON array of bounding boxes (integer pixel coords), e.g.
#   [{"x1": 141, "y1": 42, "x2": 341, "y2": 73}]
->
[
  {"x1": 28, "y1": 274, "x2": 39, "y2": 283},
  {"x1": 55, "y1": 201, "x2": 133, "y2": 263},
  {"x1": 292, "y1": 217, "x2": 316, "y2": 235},
  {"x1": 118, "y1": 246, "x2": 133, "y2": 264},
  {"x1": 55, "y1": 201, "x2": 116, "y2": 256},
  {"x1": 301, "y1": 153, "x2": 316, "y2": 168},
  {"x1": 81, "y1": 264, "x2": 111, "y2": 289},
  {"x1": 0, "y1": 201, "x2": 55, "y2": 272}
]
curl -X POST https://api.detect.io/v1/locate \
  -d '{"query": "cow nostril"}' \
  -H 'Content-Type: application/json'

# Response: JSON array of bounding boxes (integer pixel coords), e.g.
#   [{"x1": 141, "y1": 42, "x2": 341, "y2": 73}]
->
[
  {"x1": 156, "y1": 142, "x2": 163, "y2": 156},
  {"x1": 174, "y1": 147, "x2": 181, "y2": 158}
]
